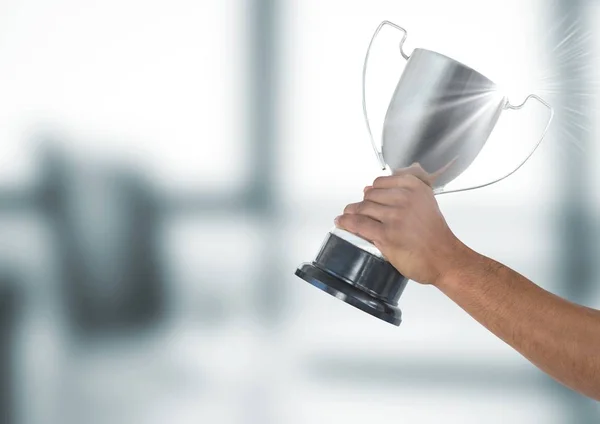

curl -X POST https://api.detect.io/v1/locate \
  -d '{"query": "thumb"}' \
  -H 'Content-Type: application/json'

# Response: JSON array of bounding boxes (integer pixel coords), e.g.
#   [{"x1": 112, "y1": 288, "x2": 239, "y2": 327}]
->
[{"x1": 392, "y1": 159, "x2": 458, "y2": 188}]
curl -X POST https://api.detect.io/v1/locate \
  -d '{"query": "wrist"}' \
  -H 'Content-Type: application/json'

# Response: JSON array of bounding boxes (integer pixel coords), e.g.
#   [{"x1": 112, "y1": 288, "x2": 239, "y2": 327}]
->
[{"x1": 432, "y1": 239, "x2": 482, "y2": 290}]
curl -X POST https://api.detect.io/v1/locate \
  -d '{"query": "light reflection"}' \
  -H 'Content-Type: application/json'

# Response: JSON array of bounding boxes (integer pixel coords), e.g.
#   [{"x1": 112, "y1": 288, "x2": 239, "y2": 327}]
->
[{"x1": 535, "y1": 10, "x2": 597, "y2": 155}]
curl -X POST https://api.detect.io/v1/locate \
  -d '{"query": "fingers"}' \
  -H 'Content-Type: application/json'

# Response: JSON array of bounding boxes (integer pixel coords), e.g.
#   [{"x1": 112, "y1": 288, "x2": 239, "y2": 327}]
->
[
  {"x1": 335, "y1": 213, "x2": 384, "y2": 243},
  {"x1": 372, "y1": 173, "x2": 426, "y2": 190},
  {"x1": 395, "y1": 163, "x2": 433, "y2": 183},
  {"x1": 363, "y1": 187, "x2": 409, "y2": 206},
  {"x1": 337, "y1": 164, "x2": 438, "y2": 243},
  {"x1": 343, "y1": 200, "x2": 394, "y2": 222},
  {"x1": 372, "y1": 162, "x2": 439, "y2": 189}
]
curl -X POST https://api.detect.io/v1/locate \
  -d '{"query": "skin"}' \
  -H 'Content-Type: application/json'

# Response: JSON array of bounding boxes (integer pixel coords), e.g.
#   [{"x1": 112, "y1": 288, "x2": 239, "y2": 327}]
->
[{"x1": 334, "y1": 169, "x2": 600, "y2": 401}]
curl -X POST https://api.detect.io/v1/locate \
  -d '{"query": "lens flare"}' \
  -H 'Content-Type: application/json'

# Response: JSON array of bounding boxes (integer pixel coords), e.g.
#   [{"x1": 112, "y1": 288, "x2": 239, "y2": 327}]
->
[{"x1": 535, "y1": 10, "x2": 598, "y2": 154}]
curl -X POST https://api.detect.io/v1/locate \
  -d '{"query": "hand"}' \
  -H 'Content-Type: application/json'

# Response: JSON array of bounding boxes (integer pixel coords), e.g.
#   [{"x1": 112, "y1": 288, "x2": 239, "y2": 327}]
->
[{"x1": 334, "y1": 173, "x2": 469, "y2": 285}]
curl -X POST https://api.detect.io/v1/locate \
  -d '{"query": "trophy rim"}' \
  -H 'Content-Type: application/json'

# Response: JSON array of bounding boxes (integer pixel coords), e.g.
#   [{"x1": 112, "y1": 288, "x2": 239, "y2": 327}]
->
[{"x1": 412, "y1": 47, "x2": 501, "y2": 91}]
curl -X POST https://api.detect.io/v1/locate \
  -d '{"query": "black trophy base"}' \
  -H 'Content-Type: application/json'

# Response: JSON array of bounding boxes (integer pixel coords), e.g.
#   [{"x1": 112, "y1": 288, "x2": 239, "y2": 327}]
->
[{"x1": 295, "y1": 233, "x2": 408, "y2": 326}]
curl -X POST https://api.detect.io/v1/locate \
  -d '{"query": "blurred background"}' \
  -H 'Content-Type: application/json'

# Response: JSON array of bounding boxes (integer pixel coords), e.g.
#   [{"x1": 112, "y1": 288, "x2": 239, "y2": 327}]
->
[{"x1": 0, "y1": 0, "x2": 599, "y2": 423}]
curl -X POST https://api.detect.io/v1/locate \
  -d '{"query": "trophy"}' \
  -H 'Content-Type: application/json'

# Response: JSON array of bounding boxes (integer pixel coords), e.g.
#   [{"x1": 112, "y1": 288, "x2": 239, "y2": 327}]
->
[{"x1": 294, "y1": 21, "x2": 554, "y2": 326}]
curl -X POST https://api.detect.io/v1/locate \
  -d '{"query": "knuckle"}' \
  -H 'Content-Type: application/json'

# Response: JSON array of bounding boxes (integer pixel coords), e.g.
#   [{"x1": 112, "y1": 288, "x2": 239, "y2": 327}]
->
[
  {"x1": 351, "y1": 216, "x2": 367, "y2": 234},
  {"x1": 394, "y1": 174, "x2": 422, "y2": 190},
  {"x1": 356, "y1": 216, "x2": 380, "y2": 240},
  {"x1": 356, "y1": 201, "x2": 367, "y2": 213},
  {"x1": 408, "y1": 174, "x2": 426, "y2": 188},
  {"x1": 362, "y1": 200, "x2": 376, "y2": 211},
  {"x1": 348, "y1": 202, "x2": 360, "y2": 215},
  {"x1": 365, "y1": 188, "x2": 387, "y2": 203},
  {"x1": 402, "y1": 174, "x2": 419, "y2": 187},
  {"x1": 337, "y1": 214, "x2": 356, "y2": 230},
  {"x1": 394, "y1": 187, "x2": 407, "y2": 199},
  {"x1": 372, "y1": 176, "x2": 388, "y2": 187}
]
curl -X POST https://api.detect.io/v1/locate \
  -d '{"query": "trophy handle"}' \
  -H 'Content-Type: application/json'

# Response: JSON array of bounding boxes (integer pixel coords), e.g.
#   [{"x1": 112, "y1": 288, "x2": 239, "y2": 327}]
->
[
  {"x1": 363, "y1": 21, "x2": 410, "y2": 170},
  {"x1": 434, "y1": 94, "x2": 555, "y2": 196}
]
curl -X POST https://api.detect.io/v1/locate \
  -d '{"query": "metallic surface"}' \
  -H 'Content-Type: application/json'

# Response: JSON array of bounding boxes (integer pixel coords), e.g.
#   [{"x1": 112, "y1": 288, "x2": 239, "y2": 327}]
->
[
  {"x1": 312, "y1": 233, "x2": 408, "y2": 304},
  {"x1": 331, "y1": 227, "x2": 384, "y2": 257},
  {"x1": 382, "y1": 47, "x2": 506, "y2": 188},
  {"x1": 438, "y1": 94, "x2": 554, "y2": 195},
  {"x1": 295, "y1": 264, "x2": 402, "y2": 326},
  {"x1": 296, "y1": 233, "x2": 405, "y2": 326},
  {"x1": 363, "y1": 21, "x2": 554, "y2": 194}
]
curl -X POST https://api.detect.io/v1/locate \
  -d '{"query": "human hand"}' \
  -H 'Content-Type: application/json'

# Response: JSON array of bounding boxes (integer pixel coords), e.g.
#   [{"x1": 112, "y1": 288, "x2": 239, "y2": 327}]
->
[{"x1": 334, "y1": 171, "x2": 469, "y2": 285}]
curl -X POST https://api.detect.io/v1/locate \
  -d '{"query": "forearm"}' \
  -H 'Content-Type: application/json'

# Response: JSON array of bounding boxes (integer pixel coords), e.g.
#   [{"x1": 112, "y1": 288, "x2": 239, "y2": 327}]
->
[
  {"x1": 339, "y1": 174, "x2": 600, "y2": 398},
  {"x1": 436, "y1": 243, "x2": 600, "y2": 400}
]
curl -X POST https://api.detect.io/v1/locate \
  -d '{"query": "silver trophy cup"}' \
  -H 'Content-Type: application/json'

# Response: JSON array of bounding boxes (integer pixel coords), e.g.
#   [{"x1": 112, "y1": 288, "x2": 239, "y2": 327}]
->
[{"x1": 295, "y1": 21, "x2": 554, "y2": 326}]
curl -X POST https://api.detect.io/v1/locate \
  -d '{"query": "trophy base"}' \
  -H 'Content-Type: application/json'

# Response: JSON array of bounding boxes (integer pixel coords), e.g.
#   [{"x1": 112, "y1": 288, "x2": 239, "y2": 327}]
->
[
  {"x1": 295, "y1": 263, "x2": 402, "y2": 325},
  {"x1": 295, "y1": 233, "x2": 407, "y2": 326}
]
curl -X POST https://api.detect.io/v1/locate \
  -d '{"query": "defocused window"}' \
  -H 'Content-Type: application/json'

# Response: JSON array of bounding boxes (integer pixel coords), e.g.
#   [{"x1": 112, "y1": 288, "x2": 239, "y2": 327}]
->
[{"x1": 0, "y1": 0, "x2": 248, "y2": 194}]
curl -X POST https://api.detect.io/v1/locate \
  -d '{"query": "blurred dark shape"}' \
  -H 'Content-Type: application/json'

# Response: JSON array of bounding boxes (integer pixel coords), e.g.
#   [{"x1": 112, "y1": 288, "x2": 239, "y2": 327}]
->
[
  {"x1": 41, "y1": 146, "x2": 164, "y2": 337},
  {"x1": 0, "y1": 277, "x2": 18, "y2": 424}
]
